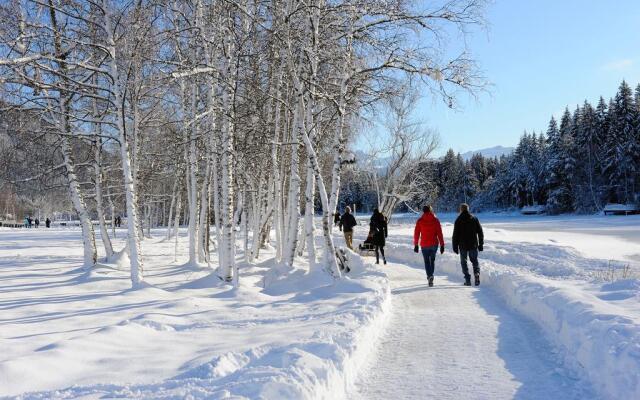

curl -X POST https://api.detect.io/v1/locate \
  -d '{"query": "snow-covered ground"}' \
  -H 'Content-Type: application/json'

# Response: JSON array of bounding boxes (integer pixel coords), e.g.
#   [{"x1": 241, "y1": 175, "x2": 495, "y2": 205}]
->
[
  {"x1": 352, "y1": 262, "x2": 595, "y2": 399},
  {"x1": 0, "y1": 228, "x2": 389, "y2": 399},
  {"x1": 1, "y1": 213, "x2": 639, "y2": 399},
  {"x1": 350, "y1": 212, "x2": 640, "y2": 399}
]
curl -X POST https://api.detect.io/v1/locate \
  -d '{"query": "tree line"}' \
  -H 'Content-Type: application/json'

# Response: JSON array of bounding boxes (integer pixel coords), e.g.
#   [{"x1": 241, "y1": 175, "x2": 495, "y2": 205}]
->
[{"x1": 341, "y1": 80, "x2": 640, "y2": 214}]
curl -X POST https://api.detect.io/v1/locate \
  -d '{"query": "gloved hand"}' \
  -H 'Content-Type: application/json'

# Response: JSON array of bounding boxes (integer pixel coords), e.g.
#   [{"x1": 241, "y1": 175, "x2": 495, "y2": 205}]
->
[
  {"x1": 440, "y1": 245, "x2": 445, "y2": 254},
  {"x1": 478, "y1": 244, "x2": 483, "y2": 252},
  {"x1": 414, "y1": 245, "x2": 419, "y2": 253},
  {"x1": 453, "y1": 247, "x2": 459, "y2": 255}
]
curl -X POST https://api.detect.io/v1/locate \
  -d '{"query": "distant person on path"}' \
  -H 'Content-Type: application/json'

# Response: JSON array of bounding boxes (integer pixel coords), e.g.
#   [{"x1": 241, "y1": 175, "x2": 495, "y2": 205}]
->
[
  {"x1": 24, "y1": 217, "x2": 29, "y2": 228},
  {"x1": 28, "y1": 217, "x2": 33, "y2": 228},
  {"x1": 370, "y1": 208, "x2": 388, "y2": 264},
  {"x1": 34, "y1": 218, "x2": 40, "y2": 228},
  {"x1": 334, "y1": 212, "x2": 341, "y2": 227},
  {"x1": 115, "y1": 216, "x2": 121, "y2": 227},
  {"x1": 413, "y1": 205, "x2": 445, "y2": 287},
  {"x1": 452, "y1": 203, "x2": 484, "y2": 286},
  {"x1": 45, "y1": 218, "x2": 51, "y2": 228},
  {"x1": 339, "y1": 207, "x2": 357, "y2": 250}
]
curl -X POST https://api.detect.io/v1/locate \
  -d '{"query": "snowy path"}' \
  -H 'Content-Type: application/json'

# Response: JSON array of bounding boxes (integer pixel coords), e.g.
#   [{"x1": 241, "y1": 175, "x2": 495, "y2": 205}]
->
[{"x1": 351, "y1": 260, "x2": 594, "y2": 400}]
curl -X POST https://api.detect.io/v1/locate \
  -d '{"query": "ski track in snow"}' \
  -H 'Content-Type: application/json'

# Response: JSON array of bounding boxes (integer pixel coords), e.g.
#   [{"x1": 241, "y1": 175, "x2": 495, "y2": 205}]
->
[{"x1": 351, "y1": 260, "x2": 596, "y2": 400}]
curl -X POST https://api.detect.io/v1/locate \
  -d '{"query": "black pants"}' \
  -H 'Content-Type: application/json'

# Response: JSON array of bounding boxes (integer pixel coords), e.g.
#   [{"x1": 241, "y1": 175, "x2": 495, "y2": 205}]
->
[
  {"x1": 375, "y1": 245, "x2": 385, "y2": 263},
  {"x1": 460, "y1": 248, "x2": 480, "y2": 278}
]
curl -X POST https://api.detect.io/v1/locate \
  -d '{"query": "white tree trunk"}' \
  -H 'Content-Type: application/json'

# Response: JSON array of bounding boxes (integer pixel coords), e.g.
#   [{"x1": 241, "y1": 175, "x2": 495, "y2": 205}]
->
[
  {"x1": 166, "y1": 175, "x2": 179, "y2": 240},
  {"x1": 300, "y1": 121, "x2": 341, "y2": 278},
  {"x1": 186, "y1": 84, "x2": 200, "y2": 266},
  {"x1": 327, "y1": 78, "x2": 349, "y2": 215},
  {"x1": 283, "y1": 103, "x2": 302, "y2": 267},
  {"x1": 103, "y1": 5, "x2": 143, "y2": 285},
  {"x1": 198, "y1": 162, "x2": 211, "y2": 263},
  {"x1": 109, "y1": 195, "x2": 116, "y2": 239},
  {"x1": 94, "y1": 138, "x2": 114, "y2": 259},
  {"x1": 61, "y1": 134, "x2": 97, "y2": 269},
  {"x1": 304, "y1": 162, "x2": 316, "y2": 265},
  {"x1": 218, "y1": 30, "x2": 236, "y2": 283},
  {"x1": 174, "y1": 192, "x2": 182, "y2": 261}
]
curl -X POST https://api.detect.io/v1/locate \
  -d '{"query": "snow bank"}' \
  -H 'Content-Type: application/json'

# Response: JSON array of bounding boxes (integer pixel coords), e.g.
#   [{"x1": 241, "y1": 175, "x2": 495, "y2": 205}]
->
[
  {"x1": 384, "y1": 241, "x2": 640, "y2": 399},
  {"x1": 474, "y1": 264, "x2": 640, "y2": 399}
]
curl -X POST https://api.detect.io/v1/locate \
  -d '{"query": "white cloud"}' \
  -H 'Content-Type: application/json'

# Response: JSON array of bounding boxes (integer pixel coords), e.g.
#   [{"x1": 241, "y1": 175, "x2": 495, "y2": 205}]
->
[{"x1": 602, "y1": 59, "x2": 634, "y2": 71}]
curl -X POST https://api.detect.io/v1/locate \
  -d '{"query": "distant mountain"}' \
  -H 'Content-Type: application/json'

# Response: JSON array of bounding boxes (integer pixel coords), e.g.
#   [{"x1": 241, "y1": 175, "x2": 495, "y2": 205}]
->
[
  {"x1": 460, "y1": 146, "x2": 514, "y2": 161},
  {"x1": 353, "y1": 150, "x2": 391, "y2": 170}
]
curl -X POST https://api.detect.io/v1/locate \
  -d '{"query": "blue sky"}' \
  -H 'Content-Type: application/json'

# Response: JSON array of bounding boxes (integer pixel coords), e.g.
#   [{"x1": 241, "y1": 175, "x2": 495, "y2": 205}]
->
[{"x1": 419, "y1": 0, "x2": 640, "y2": 156}]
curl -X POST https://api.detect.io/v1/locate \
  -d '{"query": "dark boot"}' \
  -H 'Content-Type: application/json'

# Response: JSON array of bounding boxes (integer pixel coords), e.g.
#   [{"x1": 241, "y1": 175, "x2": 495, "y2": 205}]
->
[
  {"x1": 383, "y1": 258, "x2": 387, "y2": 265},
  {"x1": 428, "y1": 276, "x2": 434, "y2": 287},
  {"x1": 474, "y1": 273, "x2": 480, "y2": 286},
  {"x1": 464, "y1": 276, "x2": 471, "y2": 286}
]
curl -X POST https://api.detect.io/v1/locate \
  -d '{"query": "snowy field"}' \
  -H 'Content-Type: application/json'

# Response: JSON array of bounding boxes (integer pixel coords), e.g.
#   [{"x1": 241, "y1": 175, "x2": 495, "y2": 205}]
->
[
  {"x1": 0, "y1": 228, "x2": 389, "y2": 399},
  {"x1": 1, "y1": 214, "x2": 640, "y2": 399}
]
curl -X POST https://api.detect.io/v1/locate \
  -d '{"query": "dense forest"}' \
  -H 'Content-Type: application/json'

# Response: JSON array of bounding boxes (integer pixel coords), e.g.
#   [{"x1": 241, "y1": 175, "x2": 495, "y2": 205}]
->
[{"x1": 340, "y1": 80, "x2": 640, "y2": 214}]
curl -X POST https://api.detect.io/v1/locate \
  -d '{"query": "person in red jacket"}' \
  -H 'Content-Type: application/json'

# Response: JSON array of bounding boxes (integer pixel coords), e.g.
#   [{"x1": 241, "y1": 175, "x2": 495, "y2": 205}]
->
[{"x1": 413, "y1": 205, "x2": 445, "y2": 287}]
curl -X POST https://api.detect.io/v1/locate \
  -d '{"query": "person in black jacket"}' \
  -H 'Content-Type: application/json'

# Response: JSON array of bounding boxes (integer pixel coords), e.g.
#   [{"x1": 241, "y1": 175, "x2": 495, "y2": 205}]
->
[
  {"x1": 452, "y1": 203, "x2": 484, "y2": 286},
  {"x1": 370, "y1": 208, "x2": 388, "y2": 265},
  {"x1": 339, "y1": 206, "x2": 357, "y2": 250}
]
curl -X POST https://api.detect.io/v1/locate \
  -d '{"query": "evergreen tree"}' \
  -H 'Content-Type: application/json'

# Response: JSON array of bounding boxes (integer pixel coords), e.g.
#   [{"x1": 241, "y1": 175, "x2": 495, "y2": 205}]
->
[
  {"x1": 546, "y1": 111, "x2": 574, "y2": 213},
  {"x1": 462, "y1": 160, "x2": 480, "y2": 203},
  {"x1": 603, "y1": 81, "x2": 637, "y2": 203},
  {"x1": 469, "y1": 153, "x2": 489, "y2": 189},
  {"x1": 405, "y1": 80, "x2": 640, "y2": 212},
  {"x1": 574, "y1": 100, "x2": 601, "y2": 211}
]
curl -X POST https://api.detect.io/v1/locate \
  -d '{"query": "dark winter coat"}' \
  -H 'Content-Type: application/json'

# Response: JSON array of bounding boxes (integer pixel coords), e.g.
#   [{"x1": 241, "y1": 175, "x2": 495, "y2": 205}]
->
[
  {"x1": 334, "y1": 213, "x2": 341, "y2": 225},
  {"x1": 340, "y1": 212, "x2": 357, "y2": 232},
  {"x1": 452, "y1": 211, "x2": 484, "y2": 252},
  {"x1": 369, "y1": 212, "x2": 388, "y2": 247}
]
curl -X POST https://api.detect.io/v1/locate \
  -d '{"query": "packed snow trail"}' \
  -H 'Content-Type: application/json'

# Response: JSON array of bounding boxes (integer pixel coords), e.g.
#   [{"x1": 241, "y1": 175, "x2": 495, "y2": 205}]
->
[{"x1": 351, "y1": 259, "x2": 595, "y2": 400}]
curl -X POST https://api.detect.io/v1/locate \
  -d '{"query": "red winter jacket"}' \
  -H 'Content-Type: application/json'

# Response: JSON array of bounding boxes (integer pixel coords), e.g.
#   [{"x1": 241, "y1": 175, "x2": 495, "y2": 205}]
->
[{"x1": 413, "y1": 212, "x2": 445, "y2": 248}]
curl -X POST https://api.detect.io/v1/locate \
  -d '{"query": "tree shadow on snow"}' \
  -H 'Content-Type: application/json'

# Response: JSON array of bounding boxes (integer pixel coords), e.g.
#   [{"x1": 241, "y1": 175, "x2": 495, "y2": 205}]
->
[
  {"x1": 471, "y1": 289, "x2": 596, "y2": 400},
  {"x1": 391, "y1": 283, "x2": 469, "y2": 295}
]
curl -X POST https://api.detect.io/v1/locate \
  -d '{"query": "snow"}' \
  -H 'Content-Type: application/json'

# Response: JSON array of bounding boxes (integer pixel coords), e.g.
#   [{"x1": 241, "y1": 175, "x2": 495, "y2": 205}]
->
[
  {"x1": 352, "y1": 263, "x2": 595, "y2": 399},
  {"x1": 0, "y1": 228, "x2": 390, "y2": 399},
  {"x1": 521, "y1": 204, "x2": 546, "y2": 214},
  {"x1": 604, "y1": 203, "x2": 640, "y2": 215},
  {"x1": 604, "y1": 203, "x2": 638, "y2": 211},
  {"x1": 3, "y1": 213, "x2": 640, "y2": 399},
  {"x1": 352, "y1": 213, "x2": 640, "y2": 399}
]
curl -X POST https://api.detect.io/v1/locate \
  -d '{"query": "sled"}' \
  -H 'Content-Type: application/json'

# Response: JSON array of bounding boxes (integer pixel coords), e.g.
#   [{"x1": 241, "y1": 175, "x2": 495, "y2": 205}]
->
[{"x1": 357, "y1": 242, "x2": 376, "y2": 257}]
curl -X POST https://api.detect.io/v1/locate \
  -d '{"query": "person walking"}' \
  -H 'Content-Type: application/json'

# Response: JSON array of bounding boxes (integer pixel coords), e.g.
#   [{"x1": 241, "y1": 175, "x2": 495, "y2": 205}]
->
[
  {"x1": 452, "y1": 203, "x2": 484, "y2": 286},
  {"x1": 35, "y1": 218, "x2": 40, "y2": 228},
  {"x1": 370, "y1": 208, "x2": 388, "y2": 265},
  {"x1": 413, "y1": 205, "x2": 445, "y2": 287},
  {"x1": 24, "y1": 216, "x2": 29, "y2": 228},
  {"x1": 339, "y1": 206, "x2": 357, "y2": 250},
  {"x1": 334, "y1": 212, "x2": 341, "y2": 227},
  {"x1": 45, "y1": 218, "x2": 51, "y2": 228}
]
